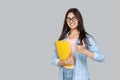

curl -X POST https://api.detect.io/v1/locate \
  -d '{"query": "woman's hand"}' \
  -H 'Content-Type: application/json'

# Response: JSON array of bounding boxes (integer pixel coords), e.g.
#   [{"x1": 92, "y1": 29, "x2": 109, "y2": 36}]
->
[
  {"x1": 76, "y1": 40, "x2": 94, "y2": 59},
  {"x1": 64, "y1": 54, "x2": 74, "y2": 65},
  {"x1": 58, "y1": 54, "x2": 75, "y2": 66},
  {"x1": 76, "y1": 40, "x2": 86, "y2": 53},
  {"x1": 58, "y1": 60, "x2": 65, "y2": 66}
]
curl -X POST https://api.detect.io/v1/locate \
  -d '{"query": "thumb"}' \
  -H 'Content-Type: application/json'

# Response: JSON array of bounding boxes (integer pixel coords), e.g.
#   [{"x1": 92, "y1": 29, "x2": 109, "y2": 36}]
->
[{"x1": 82, "y1": 40, "x2": 86, "y2": 47}]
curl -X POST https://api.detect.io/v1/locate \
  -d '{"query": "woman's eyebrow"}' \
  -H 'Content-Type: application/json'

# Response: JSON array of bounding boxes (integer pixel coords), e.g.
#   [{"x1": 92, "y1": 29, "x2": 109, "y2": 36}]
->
[{"x1": 67, "y1": 16, "x2": 76, "y2": 18}]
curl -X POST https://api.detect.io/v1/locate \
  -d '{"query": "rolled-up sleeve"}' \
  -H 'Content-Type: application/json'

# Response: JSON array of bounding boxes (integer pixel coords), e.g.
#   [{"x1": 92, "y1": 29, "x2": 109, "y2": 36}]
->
[{"x1": 87, "y1": 36, "x2": 105, "y2": 62}]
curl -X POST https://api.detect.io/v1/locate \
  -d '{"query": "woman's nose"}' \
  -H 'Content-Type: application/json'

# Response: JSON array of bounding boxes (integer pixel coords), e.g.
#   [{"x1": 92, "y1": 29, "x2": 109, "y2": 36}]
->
[{"x1": 70, "y1": 20, "x2": 73, "y2": 24}]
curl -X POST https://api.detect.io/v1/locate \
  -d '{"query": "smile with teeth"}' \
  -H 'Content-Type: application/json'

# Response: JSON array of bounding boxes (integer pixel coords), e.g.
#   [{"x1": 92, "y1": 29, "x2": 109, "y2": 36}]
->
[{"x1": 70, "y1": 23, "x2": 75, "y2": 26}]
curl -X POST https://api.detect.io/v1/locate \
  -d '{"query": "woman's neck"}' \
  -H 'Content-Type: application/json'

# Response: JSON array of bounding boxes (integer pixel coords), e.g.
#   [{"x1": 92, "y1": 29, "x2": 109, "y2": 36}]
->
[
  {"x1": 70, "y1": 29, "x2": 80, "y2": 35},
  {"x1": 68, "y1": 29, "x2": 80, "y2": 39}
]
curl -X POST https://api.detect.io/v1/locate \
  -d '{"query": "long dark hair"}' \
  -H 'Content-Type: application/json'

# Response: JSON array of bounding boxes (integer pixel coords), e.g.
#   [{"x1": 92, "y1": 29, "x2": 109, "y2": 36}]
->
[{"x1": 58, "y1": 8, "x2": 90, "y2": 46}]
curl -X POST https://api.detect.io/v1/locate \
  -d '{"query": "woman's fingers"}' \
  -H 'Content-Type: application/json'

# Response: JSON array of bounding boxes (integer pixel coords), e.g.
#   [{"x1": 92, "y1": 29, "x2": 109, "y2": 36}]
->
[
  {"x1": 65, "y1": 55, "x2": 74, "y2": 64},
  {"x1": 76, "y1": 45, "x2": 80, "y2": 52},
  {"x1": 76, "y1": 45, "x2": 82, "y2": 52},
  {"x1": 76, "y1": 40, "x2": 86, "y2": 53}
]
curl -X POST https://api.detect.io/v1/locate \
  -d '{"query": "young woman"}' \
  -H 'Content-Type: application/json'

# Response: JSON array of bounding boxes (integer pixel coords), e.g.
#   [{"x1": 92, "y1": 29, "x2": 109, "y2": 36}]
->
[{"x1": 51, "y1": 8, "x2": 104, "y2": 80}]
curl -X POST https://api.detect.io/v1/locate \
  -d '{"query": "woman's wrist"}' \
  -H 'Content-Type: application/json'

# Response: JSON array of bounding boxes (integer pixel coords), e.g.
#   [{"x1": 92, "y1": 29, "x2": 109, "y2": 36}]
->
[
  {"x1": 82, "y1": 49, "x2": 94, "y2": 59},
  {"x1": 58, "y1": 60, "x2": 66, "y2": 66},
  {"x1": 81, "y1": 49, "x2": 88, "y2": 54}
]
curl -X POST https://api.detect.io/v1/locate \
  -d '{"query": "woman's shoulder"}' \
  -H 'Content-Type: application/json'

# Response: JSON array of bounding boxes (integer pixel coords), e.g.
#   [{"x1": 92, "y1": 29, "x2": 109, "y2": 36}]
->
[
  {"x1": 86, "y1": 34, "x2": 96, "y2": 44},
  {"x1": 86, "y1": 34, "x2": 94, "y2": 39}
]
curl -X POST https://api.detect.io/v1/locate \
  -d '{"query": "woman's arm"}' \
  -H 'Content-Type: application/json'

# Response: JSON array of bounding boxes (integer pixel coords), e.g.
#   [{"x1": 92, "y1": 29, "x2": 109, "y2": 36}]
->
[
  {"x1": 51, "y1": 49, "x2": 60, "y2": 66},
  {"x1": 80, "y1": 49, "x2": 94, "y2": 59},
  {"x1": 87, "y1": 36, "x2": 105, "y2": 62},
  {"x1": 76, "y1": 36, "x2": 105, "y2": 62}
]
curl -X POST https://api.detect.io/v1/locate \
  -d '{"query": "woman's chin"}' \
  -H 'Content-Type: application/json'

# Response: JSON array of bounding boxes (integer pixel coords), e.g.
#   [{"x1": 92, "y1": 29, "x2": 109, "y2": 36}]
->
[{"x1": 70, "y1": 26, "x2": 77, "y2": 29}]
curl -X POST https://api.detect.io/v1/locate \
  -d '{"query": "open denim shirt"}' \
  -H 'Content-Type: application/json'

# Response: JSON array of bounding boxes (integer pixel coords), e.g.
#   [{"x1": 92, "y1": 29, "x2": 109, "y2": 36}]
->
[{"x1": 51, "y1": 32, "x2": 105, "y2": 80}]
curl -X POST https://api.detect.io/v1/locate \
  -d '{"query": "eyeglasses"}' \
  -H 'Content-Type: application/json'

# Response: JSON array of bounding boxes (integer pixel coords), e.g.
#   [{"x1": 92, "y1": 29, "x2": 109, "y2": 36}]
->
[{"x1": 66, "y1": 17, "x2": 78, "y2": 22}]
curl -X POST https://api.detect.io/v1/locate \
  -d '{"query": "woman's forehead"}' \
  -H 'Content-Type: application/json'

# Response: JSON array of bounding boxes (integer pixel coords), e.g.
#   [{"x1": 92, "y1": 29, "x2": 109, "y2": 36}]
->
[{"x1": 67, "y1": 12, "x2": 75, "y2": 18}]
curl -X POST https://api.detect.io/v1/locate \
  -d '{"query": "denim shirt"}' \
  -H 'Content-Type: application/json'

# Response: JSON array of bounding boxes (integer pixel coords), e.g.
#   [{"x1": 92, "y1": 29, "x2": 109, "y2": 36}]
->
[{"x1": 51, "y1": 32, "x2": 105, "y2": 80}]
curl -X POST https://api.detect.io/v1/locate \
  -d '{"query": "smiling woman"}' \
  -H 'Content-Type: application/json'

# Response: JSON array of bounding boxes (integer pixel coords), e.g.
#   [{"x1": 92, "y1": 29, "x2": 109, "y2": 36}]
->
[
  {"x1": 51, "y1": 8, "x2": 105, "y2": 80},
  {"x1": 66, "y1": 13, "x2": 78, "y2": 29}
]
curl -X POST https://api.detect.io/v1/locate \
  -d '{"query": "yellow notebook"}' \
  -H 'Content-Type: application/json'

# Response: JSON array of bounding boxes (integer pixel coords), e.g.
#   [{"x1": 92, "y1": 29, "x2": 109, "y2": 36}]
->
[{"x1": 55, "y1": 40, "x2": 73, "y2": 67}]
